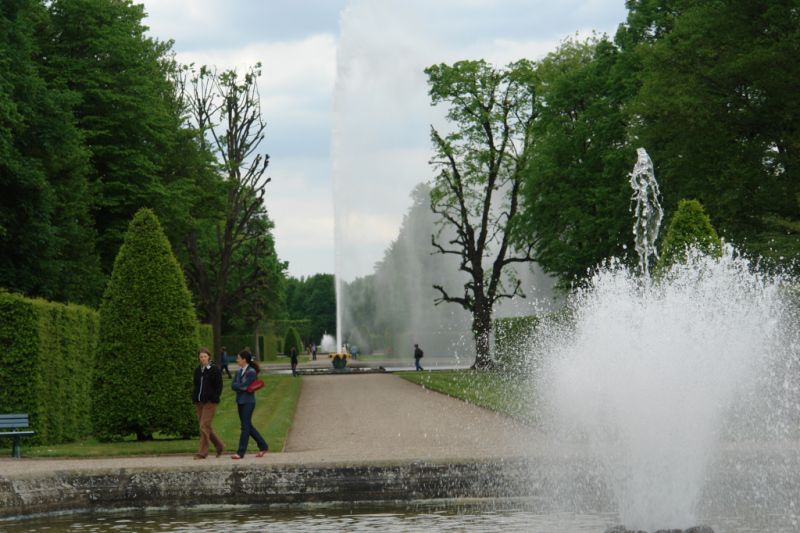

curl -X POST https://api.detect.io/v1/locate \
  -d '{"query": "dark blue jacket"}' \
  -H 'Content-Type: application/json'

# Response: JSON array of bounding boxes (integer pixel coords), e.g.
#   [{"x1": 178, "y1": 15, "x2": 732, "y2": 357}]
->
[{"x1": 231, "y1": 365, "x2": 258, "y2": 404}]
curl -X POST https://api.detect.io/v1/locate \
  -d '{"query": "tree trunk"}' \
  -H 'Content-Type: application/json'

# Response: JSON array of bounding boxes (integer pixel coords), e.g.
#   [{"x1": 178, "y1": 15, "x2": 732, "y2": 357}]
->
[{"x1": 471, "y1": 302, "x2": 494, "y2": 369}]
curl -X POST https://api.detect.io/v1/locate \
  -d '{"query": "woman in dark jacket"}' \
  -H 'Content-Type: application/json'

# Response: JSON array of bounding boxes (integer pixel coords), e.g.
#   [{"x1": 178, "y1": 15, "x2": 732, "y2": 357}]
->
[
  {"x1": 230, "y1": 350, "x2": 269, "y2": 459},
  {"x1": 192, "y1": 347, "x2": 224, "y2": 459}
]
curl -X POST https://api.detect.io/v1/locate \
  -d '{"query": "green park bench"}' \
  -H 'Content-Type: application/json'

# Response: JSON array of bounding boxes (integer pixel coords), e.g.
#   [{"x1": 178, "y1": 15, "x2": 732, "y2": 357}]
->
[{"x1": 0, "y1": 413, "x2": 35, "y2": 458}]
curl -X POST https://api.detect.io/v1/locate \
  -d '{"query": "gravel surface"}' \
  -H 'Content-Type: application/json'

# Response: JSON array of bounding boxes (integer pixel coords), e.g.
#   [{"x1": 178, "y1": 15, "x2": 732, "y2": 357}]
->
[{"x1": 0, "y1": 373, "x2": 540, "y2": 478}]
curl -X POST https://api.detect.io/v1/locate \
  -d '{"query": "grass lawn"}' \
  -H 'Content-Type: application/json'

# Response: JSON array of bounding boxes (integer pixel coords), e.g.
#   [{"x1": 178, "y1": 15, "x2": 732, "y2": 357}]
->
[
  {"x1": 397, "y1": 369, "x2": 537, "y2": 423},
  {"x1": 24, "y1": 373, "x2": 301, "y2": 458}
]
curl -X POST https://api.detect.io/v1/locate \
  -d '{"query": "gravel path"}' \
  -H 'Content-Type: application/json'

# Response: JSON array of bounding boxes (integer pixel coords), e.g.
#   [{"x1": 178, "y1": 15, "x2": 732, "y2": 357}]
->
[
  {"x1": 0, "y1": 373, "x2": 540, "y2": 477},
  {"x1": 284, "y1": 373, "x2": 537, "y2": 462}
]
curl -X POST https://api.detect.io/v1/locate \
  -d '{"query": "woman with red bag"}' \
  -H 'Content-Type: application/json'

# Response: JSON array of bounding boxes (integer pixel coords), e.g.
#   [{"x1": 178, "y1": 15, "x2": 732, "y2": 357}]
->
[{"x1": 230, "y1": 350, "x2": 269, "y2": 459}]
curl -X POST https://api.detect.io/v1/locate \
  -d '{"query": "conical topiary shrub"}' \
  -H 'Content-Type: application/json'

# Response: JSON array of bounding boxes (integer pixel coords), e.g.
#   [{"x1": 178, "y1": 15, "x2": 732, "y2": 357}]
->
[
  {"x1": 92, "y1": 208, "x2": 199, "y2": 441},
  {"x1": 283, "y1": 326, "x2": 303, "y2": 356},
  {"x1": 657, "y1": 199, "x2": 722, "y2": 271}
]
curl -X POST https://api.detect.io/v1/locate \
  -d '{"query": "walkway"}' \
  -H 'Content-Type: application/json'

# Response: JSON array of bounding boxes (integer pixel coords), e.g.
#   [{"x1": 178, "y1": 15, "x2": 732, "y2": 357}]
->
[{"x1": 0, "y1": 373, "x2": 539, "y2": 477}]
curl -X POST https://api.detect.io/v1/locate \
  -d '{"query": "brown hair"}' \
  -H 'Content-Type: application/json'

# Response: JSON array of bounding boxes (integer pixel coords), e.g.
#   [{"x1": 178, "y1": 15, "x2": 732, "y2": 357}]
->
[{"x1": 198, "y1": 347, "x2": 211, "y2": 356}]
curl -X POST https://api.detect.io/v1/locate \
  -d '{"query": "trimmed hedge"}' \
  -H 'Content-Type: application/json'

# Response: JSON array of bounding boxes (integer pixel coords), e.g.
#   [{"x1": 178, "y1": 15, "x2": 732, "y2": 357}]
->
[
  {"x1": 92, "y1": 209, "x2": 198, "y2": 441},
  {"x1": 198, "y1": 323, "x2": 213, "y2": 352},
  {"x1": 220, "y1": 334, "x2": 257, "y2": 358},
  {"x1": 263, "y1": 333, "x2": 278, "y2": 360},
  {"x1": 283, "y1": 327, "x2": 303, "y2": 355},
  {"x1": 0, "y1": 291, "x2": 98, "y2": 445},
  {"x1": 658, "y1": 199, "x2": 722, "y2": 270}
]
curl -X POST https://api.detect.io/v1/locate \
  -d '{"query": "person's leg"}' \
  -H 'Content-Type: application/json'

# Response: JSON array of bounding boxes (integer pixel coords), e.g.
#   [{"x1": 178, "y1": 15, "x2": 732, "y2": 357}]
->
[
  {"x1": 236, "y1": 403, "x2": 253, "y2": 457},
  {"x1": 248, "y1": 407, "x2": 269, "y2": 453},
  {"x1": 202, "y1": 403, "x2": 224, "y2": 456},
  {"x1": 195, "y1": 402, "x2": 209, "y2": 457}
]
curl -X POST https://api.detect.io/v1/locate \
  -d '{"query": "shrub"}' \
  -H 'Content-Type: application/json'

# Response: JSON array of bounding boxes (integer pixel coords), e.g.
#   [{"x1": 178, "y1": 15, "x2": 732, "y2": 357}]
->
[
  {"x1": 658, "y1": 199, "x2": 722, "y2": 270},
  {"x1": 283, "y1": 327, "x2": 303, "y2": 355},
  {"x1": 263, "y1": 333, "x2": 278, "y2": 360},
  {"x1": 0, "y1": 291, "x2": 98, "y2": 445},
  {"x1": 92, "y1": 209, "x2": 198, "y2": 441},
  {"x1": 198, "y1": 323, "x2": 213, "y2": 352}
]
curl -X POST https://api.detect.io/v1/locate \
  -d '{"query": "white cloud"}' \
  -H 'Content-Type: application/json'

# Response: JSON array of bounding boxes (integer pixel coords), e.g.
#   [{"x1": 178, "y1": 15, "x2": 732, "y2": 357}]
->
[
  {"x1": 172, "y1": 34, "x2": 336, "y2": 113},
  {"x1": 266, "y1": 156, "x2": 335, "y2": 277},
  {"x1": 139, "y1": 0, "x2": 629, "y2": 280}
]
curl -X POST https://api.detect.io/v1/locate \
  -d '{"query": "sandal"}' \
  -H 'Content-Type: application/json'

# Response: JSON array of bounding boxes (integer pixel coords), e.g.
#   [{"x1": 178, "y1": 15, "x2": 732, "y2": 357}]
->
[
  {"x1": 193, "y1": 454, "x2": 207, "y2": 460},
  {"x1": 231, "y1": 454, "x2": 243, "y2": 460},
  {"x1": 255, "y1": 449, "x2": 267, "y2": 458},
  {"x1": 215, "y1": 448, "x2": 224, "y2": 458}
]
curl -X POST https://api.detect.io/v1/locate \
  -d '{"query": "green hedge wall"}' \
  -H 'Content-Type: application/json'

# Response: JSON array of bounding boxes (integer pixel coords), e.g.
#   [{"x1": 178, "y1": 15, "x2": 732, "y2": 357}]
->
[
  {"x1": 263, "y1": 333, "x2": 278, "y2": 360},
  {"x1": 0, "y1": 291, "x2": 98, "y2": 445},
  {"x1": 220, "y1": 334, "x2": 257, "y2": 358},
  {"x1": 283, "y1": 327, "x2": 303, "y2": 355},
  {"x1": 198, "y1": 323, "x2": 213, "y2": 352}
]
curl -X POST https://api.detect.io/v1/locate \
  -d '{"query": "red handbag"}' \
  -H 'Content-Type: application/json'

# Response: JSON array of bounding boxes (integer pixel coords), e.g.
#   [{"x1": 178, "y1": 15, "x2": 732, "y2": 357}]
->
[{"x1": 246, "y1": 379, "x2": 265, "y2": 393}]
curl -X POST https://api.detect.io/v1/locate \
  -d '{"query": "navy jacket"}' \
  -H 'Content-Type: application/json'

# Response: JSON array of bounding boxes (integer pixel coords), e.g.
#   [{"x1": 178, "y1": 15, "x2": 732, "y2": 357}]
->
[{"x1": 231, "y1": 365, "x2": 258, "y2": 404}]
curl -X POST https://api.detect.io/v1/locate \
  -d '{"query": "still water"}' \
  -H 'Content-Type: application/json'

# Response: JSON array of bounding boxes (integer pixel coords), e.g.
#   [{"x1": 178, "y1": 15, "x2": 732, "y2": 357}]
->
[{"x1": 1, "y1": 500, "x2": 795, "y2": 532}]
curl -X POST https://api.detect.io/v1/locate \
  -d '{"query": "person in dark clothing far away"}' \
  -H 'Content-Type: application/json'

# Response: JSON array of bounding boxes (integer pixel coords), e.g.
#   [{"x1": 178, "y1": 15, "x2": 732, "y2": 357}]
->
[
  {"x1": 192, "y1": 347, "x2": 224, "y2": 459},
  {"x1": 414, "y1": 343, "x2": 424, "y2": 371},
  {"x1": 219, "y1": 346, "x2": 232, "y2": 378},
  {"x1": 290, "y1": 345, "x2": 299, "y2": 376}
]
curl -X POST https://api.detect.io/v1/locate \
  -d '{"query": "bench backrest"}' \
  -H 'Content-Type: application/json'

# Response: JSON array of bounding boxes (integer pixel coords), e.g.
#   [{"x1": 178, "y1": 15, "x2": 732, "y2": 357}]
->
[{"x1": 0, "y1": 414, "x2": 30, "y2": 429}]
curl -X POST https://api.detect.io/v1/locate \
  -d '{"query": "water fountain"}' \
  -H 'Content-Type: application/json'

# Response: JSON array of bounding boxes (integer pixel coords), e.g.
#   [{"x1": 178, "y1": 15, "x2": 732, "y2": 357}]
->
[{"x1": 531, "y1": 148, "x2": 799, "y2": 532}]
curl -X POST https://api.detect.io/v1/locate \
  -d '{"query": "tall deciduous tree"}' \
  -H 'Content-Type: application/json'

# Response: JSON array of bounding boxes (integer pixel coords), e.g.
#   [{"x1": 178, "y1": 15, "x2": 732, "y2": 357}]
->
[
  {"x1": 425, "y1": 60, "x2": 537, "y2": 368},
  {"x1": 516, "y1": 38, "x2": 635, "y2": 285},
  {"x1": 0, "y1": 0, "x2": 102, "y2": 304},
  {"x1": 93, "y1": 208, "x2": 198, "y2": 441},
  {"x1": 42, "y1": 0, "x2": 208, "y2": 274},
  {"x1": 182, "y1": 64, "x2": 286, "y2": 356}
]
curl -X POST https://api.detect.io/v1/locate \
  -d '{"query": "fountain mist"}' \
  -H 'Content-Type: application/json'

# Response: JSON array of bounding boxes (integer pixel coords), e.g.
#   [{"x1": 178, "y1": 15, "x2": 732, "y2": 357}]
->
[
  {"x1": 539, "y1": 248, "x2": 792, "y2": 531},
  {"x1": 532, "y1": 149, "x2": 798, "y2": 531}
]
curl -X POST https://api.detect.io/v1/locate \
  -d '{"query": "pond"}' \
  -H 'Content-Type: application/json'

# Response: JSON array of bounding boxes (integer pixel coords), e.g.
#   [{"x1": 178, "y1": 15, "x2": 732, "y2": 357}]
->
[{"x1": 2, "y1": 499, "x2": 796, "y2": 533}]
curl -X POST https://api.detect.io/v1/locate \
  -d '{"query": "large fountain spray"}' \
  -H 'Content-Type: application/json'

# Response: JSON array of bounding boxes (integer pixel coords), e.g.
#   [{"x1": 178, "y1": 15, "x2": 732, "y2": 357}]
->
[{"x1": 537, "y1": 148, "x2": 797, "y2": 532}]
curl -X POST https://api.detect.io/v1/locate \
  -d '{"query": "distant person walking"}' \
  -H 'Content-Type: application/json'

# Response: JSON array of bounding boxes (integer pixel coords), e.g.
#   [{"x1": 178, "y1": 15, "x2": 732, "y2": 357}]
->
[
  {"x1": 230, "y1": 350, "x2": 269, "y2": 459},
  {"x1": 414, "y1": 343, "x2": 424, "y2": 371},
  {"x1": 311, "y1": 343, "x2": 317, "y2": 361},
  {"x1": 219, "y1": 346, "x2": 232, "y2": 378},
  {"x1": 192, "y1": 348, "x2": 224, "y2": 459},
  {"x1": 290, "y1": 345, "x2": 299, "y2": 377}
]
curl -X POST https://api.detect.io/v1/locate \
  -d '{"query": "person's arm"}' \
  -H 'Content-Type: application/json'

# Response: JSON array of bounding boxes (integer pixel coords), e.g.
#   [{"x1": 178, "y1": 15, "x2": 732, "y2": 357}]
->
[
  {"x1": 232, "y1": 368, "x2": 256, "y2": 391},
  {"x1": 211, "y1": 365, "x2": 223, "y2": 402},
  {"x1": 191, "y1": 367, "x2": 199, "y2": 401}
]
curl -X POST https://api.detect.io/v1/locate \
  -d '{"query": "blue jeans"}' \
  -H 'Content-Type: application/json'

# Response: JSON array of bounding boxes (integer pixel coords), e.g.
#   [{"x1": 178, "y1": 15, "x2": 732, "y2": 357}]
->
[
  {"x1": 415, "y1": 358, "x2": 423, "y2": 371},
  {"x1": 236, "y1": 403, "x2": 268, "y2": 456}
]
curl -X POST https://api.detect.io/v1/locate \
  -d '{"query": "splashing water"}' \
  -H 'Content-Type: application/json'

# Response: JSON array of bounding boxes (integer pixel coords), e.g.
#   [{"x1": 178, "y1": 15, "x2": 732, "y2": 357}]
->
[
  {"x1": 320, "y1": 334, "x2": 338, "y2": 353},
  {"x1": 629, "y1": 148, "x2": 663, "y2": 278},
  {"x1": 538, "y1": 247, "x2": 794, "y2": 531}
]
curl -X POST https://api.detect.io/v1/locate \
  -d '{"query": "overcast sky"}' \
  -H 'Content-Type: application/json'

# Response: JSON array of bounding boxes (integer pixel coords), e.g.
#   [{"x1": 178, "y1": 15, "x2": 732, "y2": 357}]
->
[{"x1": 139, "y1": 0, "x2": 629, "y2": 279}]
